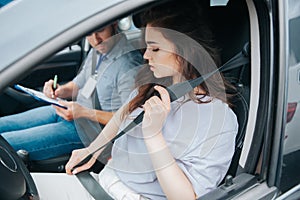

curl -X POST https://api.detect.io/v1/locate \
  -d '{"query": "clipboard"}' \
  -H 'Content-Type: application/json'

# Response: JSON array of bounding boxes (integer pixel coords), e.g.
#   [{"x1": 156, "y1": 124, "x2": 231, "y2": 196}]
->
[{"x1": 14, "y1": 84, "x2": 68, "y2": 109}]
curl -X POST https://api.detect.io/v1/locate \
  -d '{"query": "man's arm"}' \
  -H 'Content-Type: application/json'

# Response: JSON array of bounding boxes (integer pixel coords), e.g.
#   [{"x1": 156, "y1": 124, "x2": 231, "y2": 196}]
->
[
  {"x1": 77, "y1": 107, "x2": 114, "y2": 125},
  {"x1": 55, "y1": 101, "x2": 113, "y2": 125}
]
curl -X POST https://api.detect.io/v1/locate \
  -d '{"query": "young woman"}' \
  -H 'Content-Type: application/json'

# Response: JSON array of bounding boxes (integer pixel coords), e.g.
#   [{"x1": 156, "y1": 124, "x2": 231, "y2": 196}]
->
[{"x1": 32, "y1": 1, "x2": 238, "y2": 199}]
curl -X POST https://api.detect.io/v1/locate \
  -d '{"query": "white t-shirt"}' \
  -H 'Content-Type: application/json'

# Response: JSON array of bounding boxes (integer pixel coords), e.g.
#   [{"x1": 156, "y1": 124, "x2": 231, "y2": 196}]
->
[{"x1": 110, "y1": 94, "x2": 238, "y2": 199}]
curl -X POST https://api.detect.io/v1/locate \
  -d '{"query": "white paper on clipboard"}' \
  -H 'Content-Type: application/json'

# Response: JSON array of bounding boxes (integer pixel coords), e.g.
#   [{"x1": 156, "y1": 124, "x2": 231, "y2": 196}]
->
[{"x1": 14, "y1": 84, "x2": 67, "y2": 109}]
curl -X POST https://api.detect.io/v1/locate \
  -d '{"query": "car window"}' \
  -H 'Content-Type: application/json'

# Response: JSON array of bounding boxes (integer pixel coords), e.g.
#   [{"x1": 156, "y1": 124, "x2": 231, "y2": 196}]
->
[
  {"x1": 0, "y1": 0, "x2": 12, "y2": 8},
  {"x1": 280, "y1": 0, "x2": 300, "y2": 193}
]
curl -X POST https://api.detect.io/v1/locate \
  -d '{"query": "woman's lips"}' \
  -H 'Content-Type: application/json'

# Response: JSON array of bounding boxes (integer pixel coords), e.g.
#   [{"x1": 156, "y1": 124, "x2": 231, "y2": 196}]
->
[{"x1": 149, "y1": 64, "x2": 155, "y2": 71}]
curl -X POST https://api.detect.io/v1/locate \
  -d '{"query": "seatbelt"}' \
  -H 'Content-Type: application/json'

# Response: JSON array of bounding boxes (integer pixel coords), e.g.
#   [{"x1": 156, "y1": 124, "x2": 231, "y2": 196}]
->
[
  {"x1": 76, "y1": 50, "x2": 113, "y2": 200},
  {"x1": 75, "y1": 50, "x2": 106, "y2": 147},
  {"x1": 91, "y1": 50, "x2": 102, "y2": 110},
  {"x1": 76, "y1": 171, "x2": 113, "y2": 200},
  {"x1": 75, "y1": 42, "x2": 250, "y2": 199}
]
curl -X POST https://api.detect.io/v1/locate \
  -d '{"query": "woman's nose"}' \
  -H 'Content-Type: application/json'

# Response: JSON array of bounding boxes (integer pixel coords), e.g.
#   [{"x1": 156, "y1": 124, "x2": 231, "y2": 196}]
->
[{"x1": 143, "y1": 48, "x2": 151, "y2": 60}]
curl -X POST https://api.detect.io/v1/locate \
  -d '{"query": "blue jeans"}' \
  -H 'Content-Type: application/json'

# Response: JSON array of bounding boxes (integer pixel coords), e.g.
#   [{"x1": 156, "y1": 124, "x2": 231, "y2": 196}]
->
[{"x1": 0, "y1": 106, "x2": 84, "y2": 160}]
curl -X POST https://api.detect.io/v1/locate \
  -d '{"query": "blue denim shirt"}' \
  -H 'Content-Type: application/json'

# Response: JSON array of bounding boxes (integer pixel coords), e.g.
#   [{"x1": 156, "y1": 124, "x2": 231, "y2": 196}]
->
[{"x1": 73, "y1": 33, "x2": 143, "y2": 112}]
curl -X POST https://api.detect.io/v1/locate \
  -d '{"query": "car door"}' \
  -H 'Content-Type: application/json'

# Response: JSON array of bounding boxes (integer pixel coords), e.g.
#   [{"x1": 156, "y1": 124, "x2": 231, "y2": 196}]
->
[
  {"x1": 276, "y1": 0, "x2": 300, "y2": 198},
  {"x1": 202, "y1": 0, "x2": 300, "y2": 199}
]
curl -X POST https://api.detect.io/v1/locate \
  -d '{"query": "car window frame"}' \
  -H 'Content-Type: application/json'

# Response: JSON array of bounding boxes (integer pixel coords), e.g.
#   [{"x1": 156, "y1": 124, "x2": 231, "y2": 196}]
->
[{"x1": 0, "y1": 0, "x2": 156, "y2": 91}]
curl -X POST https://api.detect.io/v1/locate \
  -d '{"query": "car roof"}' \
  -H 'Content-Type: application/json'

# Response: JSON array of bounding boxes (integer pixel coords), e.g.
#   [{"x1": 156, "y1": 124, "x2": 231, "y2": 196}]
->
[{"x1": 0, "y1": 0, "x2": 124, "y2": 72}]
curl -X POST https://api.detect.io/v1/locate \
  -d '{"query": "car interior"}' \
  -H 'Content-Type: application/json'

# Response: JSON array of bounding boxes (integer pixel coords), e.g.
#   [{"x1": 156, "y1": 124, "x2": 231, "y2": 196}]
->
[{"x1": 0, "y1": 0, "x2": 253, "y2": 199}]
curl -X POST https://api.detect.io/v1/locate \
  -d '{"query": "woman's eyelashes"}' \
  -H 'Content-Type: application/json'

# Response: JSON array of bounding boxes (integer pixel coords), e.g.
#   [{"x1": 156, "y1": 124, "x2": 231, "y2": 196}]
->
[{"x1": 147, "y1": 46, "x2": 160, "y2": 52}]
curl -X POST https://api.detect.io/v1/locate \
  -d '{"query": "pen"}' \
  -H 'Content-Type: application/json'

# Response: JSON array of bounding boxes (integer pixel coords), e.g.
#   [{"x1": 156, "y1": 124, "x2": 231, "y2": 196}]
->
[{"x1": 53, "y1": 75, "x2": 58, "y2": 91}]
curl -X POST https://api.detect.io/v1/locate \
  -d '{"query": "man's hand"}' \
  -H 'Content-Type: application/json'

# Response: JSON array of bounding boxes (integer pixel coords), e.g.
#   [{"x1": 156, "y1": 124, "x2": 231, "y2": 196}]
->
[
  {"x1": 54, "y1": 101, "x2": 85, "y2": 121},
  {"x1": 44, "y1": 80, "x2": 77, "y2": 99},
  {"x1": 43, "y1": 79, "x2": 57, "y2": 99},
  {"x1": 43, "y1": 79, "x2": 66, "y2": 99}
]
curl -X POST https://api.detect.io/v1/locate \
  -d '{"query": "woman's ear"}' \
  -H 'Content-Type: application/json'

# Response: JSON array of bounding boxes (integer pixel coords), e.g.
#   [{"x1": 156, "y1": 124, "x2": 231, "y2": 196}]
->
[
  {"x1": 175, "y1": 55, "x2": 182, "y2": 65},
  {"x1": 175, "y1": 55, "x2": 185, "y2": 73}
]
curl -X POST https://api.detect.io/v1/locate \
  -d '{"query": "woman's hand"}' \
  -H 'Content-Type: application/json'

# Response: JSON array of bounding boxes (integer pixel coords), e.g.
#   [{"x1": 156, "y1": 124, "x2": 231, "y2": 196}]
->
[
  {"x1": 54, "y1": 101, "x2": 86, "y2": 121},
  {"x1": 142, "y1": 85, "x2": 171, "y2": 138},
  {"x1": 65, "y1": 148, "x2": 97, "y2": 175}
]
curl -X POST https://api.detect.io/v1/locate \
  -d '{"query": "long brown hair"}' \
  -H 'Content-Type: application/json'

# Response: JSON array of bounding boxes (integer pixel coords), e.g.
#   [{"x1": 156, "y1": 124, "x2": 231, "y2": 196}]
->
[{"x1": 124, "y1": 0, "x2": 235, "y2": 115}]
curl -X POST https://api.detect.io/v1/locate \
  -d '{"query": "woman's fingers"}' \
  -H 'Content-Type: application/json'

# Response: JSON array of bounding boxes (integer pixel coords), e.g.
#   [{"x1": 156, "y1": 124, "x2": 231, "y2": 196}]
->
[
  {"x1": 65, "y1": 149, "x2": 96, "y2": 175},
  {"x1": 72, "y1": 157, "x2": 96, "y2": 175},
  {"x1": 65, "y1": 150, "x2": 82, "y2": 175},
  {"x1": 154, "y1": 85, "x2": 170, "y2": 108},
  {"x1": 142, "y1": 85, "x2": 171, "y2": 138}
]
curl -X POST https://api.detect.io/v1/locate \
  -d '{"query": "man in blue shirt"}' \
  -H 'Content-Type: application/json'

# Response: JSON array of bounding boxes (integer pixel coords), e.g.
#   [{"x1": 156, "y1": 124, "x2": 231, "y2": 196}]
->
[{"x1": 0, "y1": 23, "x2": 143, "y2": 161}]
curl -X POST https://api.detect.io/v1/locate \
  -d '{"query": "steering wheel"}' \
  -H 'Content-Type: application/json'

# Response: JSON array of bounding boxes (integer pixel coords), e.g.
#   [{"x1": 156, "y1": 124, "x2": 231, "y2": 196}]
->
[
  {"x1": 0, "y1": 135, "x2": 39, "y2": 200},
  {"x1": 4, "y1": 86, "x2": 38, "y2": 104}
]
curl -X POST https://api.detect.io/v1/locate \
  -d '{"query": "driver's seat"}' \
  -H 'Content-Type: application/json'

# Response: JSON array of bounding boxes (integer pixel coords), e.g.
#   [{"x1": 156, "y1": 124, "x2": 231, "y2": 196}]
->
[
  {"x1": 16, "y1": 149, "x2": 70, "y2": 172},
  {"x1": 29, "y1": 154, "x2": 70, "y2": 172}
]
